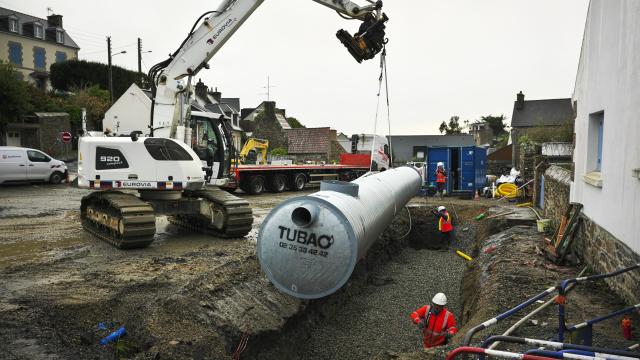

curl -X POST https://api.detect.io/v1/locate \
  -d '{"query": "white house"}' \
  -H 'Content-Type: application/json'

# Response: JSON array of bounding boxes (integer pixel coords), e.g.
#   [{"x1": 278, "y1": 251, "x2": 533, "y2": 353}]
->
[{"x1": 570, "y1": 0, "x2": 640, "y2": 303}]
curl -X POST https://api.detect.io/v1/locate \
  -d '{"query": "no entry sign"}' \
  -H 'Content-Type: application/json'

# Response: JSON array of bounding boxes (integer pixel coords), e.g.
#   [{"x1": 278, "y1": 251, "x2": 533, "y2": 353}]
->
[{"x1": 61, "y1": 131, "x2": 72, "y2": 143}]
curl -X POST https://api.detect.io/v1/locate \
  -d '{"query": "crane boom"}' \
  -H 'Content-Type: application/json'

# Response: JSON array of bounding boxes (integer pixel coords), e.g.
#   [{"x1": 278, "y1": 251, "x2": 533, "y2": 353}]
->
[{"x1": 148, "y1": 0, "x2": 388, "y2": 143}]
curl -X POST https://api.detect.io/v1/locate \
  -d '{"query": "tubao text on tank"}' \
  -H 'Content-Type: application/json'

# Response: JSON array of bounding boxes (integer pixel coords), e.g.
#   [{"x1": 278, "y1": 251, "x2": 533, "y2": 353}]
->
[{"x1": 257, "y1": 166, "x2": 422, "y2": 299}]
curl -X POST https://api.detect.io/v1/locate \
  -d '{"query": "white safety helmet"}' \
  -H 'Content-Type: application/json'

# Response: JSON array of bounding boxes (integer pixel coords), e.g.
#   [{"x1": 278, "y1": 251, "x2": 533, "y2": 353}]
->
[
  {"x1": 437, "y1": 162, "x2": 444, "y2": 167},
  {"x1": 437, "y1": 206, "x2": 446, "y2": 212},
  {"x1": 432, "y1": 292, "x2": 447, "y2": 306}
]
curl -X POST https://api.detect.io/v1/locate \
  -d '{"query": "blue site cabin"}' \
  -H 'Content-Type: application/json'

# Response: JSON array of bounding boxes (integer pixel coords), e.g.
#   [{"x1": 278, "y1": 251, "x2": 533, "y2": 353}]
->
[{"x1": 426, "y1": 146, "x2": 487, "y2": 195}]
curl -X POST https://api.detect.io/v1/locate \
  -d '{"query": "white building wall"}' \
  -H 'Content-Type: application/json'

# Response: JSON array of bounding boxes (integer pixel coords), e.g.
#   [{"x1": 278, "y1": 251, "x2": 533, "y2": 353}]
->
[
  {"x1": 102, "y1": 83, "x2": 152, "y2": 136},
  {"x1": 570, "y1": 0, "x2": 640, "y2": 253}
]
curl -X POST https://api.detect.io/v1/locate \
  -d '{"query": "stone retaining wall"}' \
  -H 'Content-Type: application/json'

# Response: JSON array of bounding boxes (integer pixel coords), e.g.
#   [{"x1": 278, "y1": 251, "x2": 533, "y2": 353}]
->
[
  {"x1": 574, "y1": 216, "x2": 640, "y2": 305},
  {"x1": 542, "y1": 165, "x2": 571, "y2": 230}
]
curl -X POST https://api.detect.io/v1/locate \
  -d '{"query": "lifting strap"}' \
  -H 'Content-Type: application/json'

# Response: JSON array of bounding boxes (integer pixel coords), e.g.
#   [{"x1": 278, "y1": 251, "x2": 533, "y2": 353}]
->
[{"x1": 370, "y1": 45, "x2": 393, "y2": 172}]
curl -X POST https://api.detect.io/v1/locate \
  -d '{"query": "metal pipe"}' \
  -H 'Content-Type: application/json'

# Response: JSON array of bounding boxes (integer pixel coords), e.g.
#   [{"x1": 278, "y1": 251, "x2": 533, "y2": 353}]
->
[
  {"x1": 462, "y1": 286, "x2": 557, "y2": 346},
  {"x1": 489, "y1": 268, "x2": 587, "y2": 351},
  {"x1": 558, "y1": 263, "x2": 640, "y2": 341},
  {"x1": 479, "y1": 336, "x2": 640, "y2": 359},
  {"x1": 525, "y1": 349, "x2": 639, "y2": 360},
  {"x1": 445, "y1": 346, "x2": 556, "y2": 360},
  {"x1": 257, "y1": 166, "x2": 421, "y2": 299}
]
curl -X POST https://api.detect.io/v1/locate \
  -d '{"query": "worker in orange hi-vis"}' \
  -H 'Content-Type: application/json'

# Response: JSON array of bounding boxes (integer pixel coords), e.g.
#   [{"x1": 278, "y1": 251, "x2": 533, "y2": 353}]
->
[
  {"x1": 435, "y1": 162, "x2": 447, "y2": 199},
  {"x1": 410, "y1": 293, "x2": 458, "y2": 348},
  {"x1": 431, "y1": 206, "x2": 454, "y2": 250}
]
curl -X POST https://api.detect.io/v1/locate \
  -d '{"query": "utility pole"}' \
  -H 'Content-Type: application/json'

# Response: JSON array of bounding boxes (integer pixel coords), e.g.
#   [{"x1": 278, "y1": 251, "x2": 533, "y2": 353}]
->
[
  {"x1": 137, "y1": 37, "x2": 142, "y2": 86},
  {"x1": 107, "y1": 36, "x2": 113, "y2": 104}
]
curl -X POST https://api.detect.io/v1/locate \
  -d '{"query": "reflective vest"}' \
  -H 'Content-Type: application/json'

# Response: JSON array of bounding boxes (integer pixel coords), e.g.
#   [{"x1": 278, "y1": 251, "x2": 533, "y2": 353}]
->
[
  {"x1": 438, "y1": 211, "x2": 453, "y2": 233},
  {"x1": 436, "y1": 169, "x2": 447, "y2": 183},
  {"x1": 410, "y1": 305, "x2": 458, "y2": 348}
]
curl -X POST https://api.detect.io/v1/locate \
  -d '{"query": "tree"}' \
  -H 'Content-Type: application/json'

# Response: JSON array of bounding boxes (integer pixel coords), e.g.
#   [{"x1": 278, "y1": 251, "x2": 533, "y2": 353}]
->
[
  {"x1": 480, "y1": 114, "x2": 508, "y2": 136},
  {"x1": 438, "y1": 116, "x2": 463, "y2": 134},
  {"x1": 0, "y1": 62, "x2": 32, "y2": 130},
  {"x1": 286, "y1": 116, "x2": 305, "y2": 128}
]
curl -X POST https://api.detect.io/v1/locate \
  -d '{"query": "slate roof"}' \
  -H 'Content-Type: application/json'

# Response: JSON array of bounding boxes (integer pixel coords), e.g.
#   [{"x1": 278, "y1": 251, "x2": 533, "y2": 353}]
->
[
  {"x1": 286, "y1": 127, "x2": 331, "y2": 154},
  {"x1": 511, "y1": 98, "x2": 573, "y2": 128},
  {"x1": 0, "y1": 7, "x2": 79, "y2": 49},
  {"x1": 221, "y1": 98, "x2": 240, "y2": 112}
]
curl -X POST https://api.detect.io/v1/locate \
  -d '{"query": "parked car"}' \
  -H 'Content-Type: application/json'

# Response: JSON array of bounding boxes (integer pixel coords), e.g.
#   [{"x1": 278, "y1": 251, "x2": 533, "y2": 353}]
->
[{"x1": 0, "y1": 146, "x2": 68, "y2": 184}]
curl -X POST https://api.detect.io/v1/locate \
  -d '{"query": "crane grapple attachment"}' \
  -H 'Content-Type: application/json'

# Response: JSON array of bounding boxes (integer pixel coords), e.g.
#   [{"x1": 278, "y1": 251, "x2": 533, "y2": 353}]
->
[{"x1": 337, "y1": 13, "x2": 388, "y2": 63}]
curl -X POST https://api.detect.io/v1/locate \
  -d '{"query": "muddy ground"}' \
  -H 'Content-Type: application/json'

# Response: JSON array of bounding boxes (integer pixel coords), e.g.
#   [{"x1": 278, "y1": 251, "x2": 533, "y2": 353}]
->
[{"x1": 1, "y1": 184, "x2": 638, "y2": 359}]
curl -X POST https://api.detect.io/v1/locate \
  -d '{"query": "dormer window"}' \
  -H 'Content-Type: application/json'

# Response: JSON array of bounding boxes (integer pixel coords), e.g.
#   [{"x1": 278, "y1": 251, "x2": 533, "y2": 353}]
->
[
  {"x1": 8, "y1": 18, "x2": 18, "y2": 33},
  {"x1": 56, "y1": 30, "x2": 64, "y2": 44},
  {"x1": 34, "y1": 23, "x2": 43, "y2": 39}
]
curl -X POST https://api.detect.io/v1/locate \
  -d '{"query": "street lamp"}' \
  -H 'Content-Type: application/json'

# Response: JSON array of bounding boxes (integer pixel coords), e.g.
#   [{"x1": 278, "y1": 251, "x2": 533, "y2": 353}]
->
[{"x1": 108, "y1": 49, "x2": 127, "y2": 104}]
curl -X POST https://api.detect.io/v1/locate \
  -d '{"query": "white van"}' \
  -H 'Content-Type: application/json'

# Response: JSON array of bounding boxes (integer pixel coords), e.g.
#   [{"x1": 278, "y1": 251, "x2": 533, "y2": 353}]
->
[{"x1": 0, "y1": 146, "x2": 68, "y2": 184}]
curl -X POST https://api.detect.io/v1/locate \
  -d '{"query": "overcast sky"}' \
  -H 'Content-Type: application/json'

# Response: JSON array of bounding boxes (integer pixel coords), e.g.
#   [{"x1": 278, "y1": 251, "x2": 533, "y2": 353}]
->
[{"x1": 5, "y1": 0, "x2": 589, "y2": 136}]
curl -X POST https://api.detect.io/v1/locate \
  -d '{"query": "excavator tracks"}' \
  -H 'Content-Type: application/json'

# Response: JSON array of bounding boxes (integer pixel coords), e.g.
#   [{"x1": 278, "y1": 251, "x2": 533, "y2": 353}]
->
[
  {"x1": 81, "y1": 191, "x2": 156, "y2": 249},
  {"x1": 169, "y1": 188, "x2": 254, "y2": 238}
]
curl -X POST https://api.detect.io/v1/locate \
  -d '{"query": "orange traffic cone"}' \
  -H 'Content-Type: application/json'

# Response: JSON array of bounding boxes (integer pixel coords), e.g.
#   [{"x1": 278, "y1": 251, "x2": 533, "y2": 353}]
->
[{"x1": 474, "y1": 190, "x2": 480, "y2": 200}]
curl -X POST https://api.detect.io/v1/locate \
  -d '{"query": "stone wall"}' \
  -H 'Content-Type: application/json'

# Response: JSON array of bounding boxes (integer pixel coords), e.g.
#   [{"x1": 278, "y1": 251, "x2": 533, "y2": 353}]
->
[
  {"x1": 542, "y1": 165, "x2": 571, "y2": 230},
  {"x1": 518, "y1": 143, "x2": 541, "y2": 181},
  {"x1": 251, "y1": 104, "x2": 288, "y2": 150},
  {"x1": 574, "y1": 215, "x2": 640, "y2": 305}
]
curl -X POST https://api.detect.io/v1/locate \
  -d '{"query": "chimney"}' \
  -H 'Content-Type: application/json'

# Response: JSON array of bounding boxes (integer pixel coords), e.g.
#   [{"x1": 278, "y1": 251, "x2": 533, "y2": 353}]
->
[
  {"x1": 194, "y1": 79, "x2": 208, "y2": 102},
  {"x1": 516, "y1": 91, "x2": 525, "y2": 110},
  {"x1": 210, "y1": 87, "x2": 222, "y2": 103},
  {"x1": 47, "y1": 14, "x2": 63, "y2": 28}
]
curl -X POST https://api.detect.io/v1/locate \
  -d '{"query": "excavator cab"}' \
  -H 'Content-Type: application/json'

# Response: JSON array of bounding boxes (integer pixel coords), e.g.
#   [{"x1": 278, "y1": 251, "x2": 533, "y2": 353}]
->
[{"x1": 337, "y1": 13, "x2": 388, "y2": 63}]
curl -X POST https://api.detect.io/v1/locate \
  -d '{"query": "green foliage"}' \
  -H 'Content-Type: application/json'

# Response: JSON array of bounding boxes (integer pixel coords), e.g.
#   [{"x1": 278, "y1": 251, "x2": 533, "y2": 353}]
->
[
  {"x1": 480, "y1": 114, "x2": 508, "y2": 135},
  {"x1": 439, "y1": 116, "x2": 463, "y2": 134},
  {"x1": 0, "y1": 62, "x2": 32, "y2": 126},
  {"x1": 518, "y1": 123, "x2": 573, "y2": 145},
  {"x1": 270, "y1": 147, "x2": 288, "y2": 156},
  {"x1": 50, "y1": 60, "x2": 147, "y2": 100},
  {"x1": 0, "y1": 63, "x2": 110, "y2": 129},
  {"x1": 286, "y1": 116, "x2": 305, "y2": 128}
]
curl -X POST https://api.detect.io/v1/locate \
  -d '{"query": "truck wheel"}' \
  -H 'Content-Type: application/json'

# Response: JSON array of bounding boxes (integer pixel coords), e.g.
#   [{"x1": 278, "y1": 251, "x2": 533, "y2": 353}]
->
[
  {"x1": 50, "y1": 171, "x2": 64, "y2": 184},
  {"x1": 248, "y1": 176, "x2": 265, "y2": 195},
  {"x1": 269, "y1": 175, "x2": 286, "y2": 193},
  {"x1": 289, "y1": 173, "x2": 306, "y2": 191}
]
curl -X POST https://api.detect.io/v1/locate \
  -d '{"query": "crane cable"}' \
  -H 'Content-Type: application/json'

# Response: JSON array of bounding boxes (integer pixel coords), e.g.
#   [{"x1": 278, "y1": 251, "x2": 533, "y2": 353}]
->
[{"x1": 369, "y1": 45, "x2": 392, "y2": 172}]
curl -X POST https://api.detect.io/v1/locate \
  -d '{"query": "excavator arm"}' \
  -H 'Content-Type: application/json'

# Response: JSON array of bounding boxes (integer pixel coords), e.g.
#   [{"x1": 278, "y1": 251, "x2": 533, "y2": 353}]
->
[{"x1": 148, "y1": 0, "x2": 388, "y2": 142}]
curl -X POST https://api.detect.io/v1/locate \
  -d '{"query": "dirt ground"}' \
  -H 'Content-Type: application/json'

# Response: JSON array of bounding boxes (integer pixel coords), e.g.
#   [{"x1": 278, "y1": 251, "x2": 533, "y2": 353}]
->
[{"x1": 1, "y1": 184, "x2": 638, "y2": 359}]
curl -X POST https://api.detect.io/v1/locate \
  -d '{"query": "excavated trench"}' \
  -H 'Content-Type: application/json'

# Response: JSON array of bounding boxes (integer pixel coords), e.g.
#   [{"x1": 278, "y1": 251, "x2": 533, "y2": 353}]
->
[{"x1": 235, "y1": 204, "x2": 483, "y2": 360}]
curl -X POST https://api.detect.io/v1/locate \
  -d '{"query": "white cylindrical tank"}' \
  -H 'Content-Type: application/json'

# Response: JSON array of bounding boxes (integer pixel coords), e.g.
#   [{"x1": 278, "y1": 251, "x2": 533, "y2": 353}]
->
[{"x1": 257, "y1": 166, "x2": 421, "y2": 299}]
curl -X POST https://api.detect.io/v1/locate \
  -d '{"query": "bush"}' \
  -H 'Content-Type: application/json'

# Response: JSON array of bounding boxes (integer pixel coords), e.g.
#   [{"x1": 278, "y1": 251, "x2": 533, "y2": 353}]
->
[{"x1": 50, "y1": 60, "x2": 148, "y2": 100}]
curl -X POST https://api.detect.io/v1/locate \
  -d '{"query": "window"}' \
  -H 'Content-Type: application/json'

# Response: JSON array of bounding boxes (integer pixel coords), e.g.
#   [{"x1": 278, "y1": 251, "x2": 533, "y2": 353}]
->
[
  {"x1": 55, "y1": 51, "x2": 67, "y2": 63},
  {"x1": 8, "y1": 42, "x2": 22, "y2": 66},
  {"x1": 56, "y1": 30, "x2": 64, "y2": 44},
  {"x1": 33, "y1": 47, "x2": 46, "y2": 70},
  {"x1": 34, "y1": 24, "x2": 44, "y2": 39},
  {"x1": 144, "y1": 138, "x2": 193, "y2": 161},
  {"x1": 588, "y1": 111, "x2": 604, "y2": 172},
  {"x1": 27, "y1": 150, "x2": 51, "y2": 162},
  {"x1": 583, "y1": 111, "x2": 604, "y2": 188},
  {"x1": 8, "y1": 18, "x2": 18, "y2": 33}
]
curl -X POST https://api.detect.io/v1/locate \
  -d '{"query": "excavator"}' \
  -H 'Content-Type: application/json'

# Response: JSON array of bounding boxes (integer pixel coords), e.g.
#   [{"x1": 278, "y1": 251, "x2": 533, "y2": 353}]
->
[
  {"x1": 77, "y1": 0, "x2": 389, "y2": 249},
  {"x1": 237, "y1": 138, "x2": 269, "y2": 165}
]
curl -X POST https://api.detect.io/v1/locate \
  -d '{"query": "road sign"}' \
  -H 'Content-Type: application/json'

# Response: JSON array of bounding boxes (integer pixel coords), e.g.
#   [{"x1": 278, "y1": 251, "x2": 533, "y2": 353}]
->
[{"x1": 61, "y1": 131, "x2": 72, "y2": 143}]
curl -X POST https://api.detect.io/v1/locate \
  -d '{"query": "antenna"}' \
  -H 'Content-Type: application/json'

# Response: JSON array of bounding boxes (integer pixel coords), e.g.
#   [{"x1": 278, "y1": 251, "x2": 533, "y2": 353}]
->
[{"x1": 261, "y1": 76, "x2": 277, "y2": 101}]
